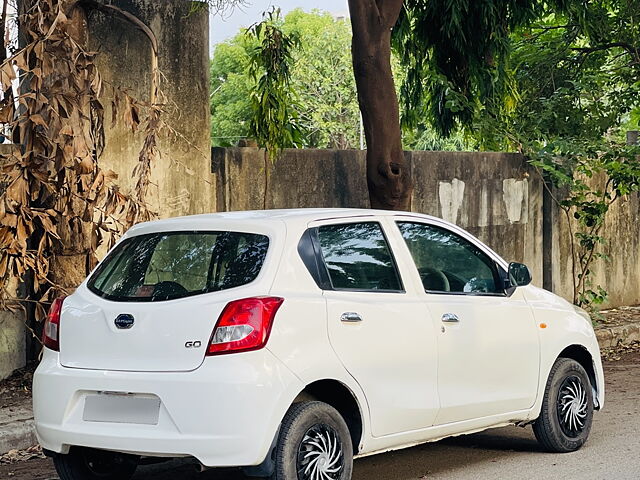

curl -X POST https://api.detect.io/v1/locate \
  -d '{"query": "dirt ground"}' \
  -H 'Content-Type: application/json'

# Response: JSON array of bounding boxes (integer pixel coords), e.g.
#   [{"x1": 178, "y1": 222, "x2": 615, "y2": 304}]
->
[{"x1": 0, "y1": 362, "x2": 36, "y2": 411}]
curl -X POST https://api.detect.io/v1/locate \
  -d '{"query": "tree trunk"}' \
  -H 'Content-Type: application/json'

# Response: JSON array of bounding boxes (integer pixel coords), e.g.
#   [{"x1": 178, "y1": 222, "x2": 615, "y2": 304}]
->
[{"x1": 348, "y1": 0, "x2": 411, "y2": 210}]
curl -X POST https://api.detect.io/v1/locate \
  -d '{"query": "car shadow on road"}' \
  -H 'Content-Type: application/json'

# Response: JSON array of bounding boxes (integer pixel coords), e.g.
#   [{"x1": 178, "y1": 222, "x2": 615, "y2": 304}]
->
[
  {"x1": 125, "y1": 426, "x2": 543, "y2": 479},
  {"x1": 352, "y1": 425, "x2": 544, "y2": 480}
]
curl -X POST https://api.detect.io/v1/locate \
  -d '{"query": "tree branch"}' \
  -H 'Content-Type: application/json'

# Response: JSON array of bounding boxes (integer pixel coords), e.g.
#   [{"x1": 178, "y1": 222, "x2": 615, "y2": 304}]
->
[
  {"x1": 572, "y1": 42, "x2": 640, "y2": 59},
  {"x1": 348, "y1": 0, "x2": 380, "y2": 31},
  {"x1": 376, "y1": 0, "x2": 404, "y2": 28}
]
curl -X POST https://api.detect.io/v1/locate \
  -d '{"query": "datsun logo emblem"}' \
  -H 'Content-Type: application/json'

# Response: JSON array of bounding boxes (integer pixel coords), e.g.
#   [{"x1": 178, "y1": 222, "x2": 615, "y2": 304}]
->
[{"x1": 114, "y1": 314, "x2": 135, "y2": 329}]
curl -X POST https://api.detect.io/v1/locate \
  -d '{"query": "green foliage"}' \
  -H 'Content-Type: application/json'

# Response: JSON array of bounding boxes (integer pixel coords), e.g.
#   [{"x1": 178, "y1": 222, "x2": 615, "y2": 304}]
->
[
  {"x1": 402, "y1": 127, "x2": 471, "y2": 151},
  {"x1": 210, "y1": 38, "x2": 255, "y2": 146},
  {"x1": 210, "y1": 9, "x2": 362, "y2": 149},
  {"x1": 246, "y1": 8, "x2": 304, "y2": 160},
  {"x1": 282, "y1": 10, "x2": 360, "y2": 149},
  {"x1": 393, "y1": 0, "x2": 541, "y2": 137},
  {"x1": 477, "y1": 15, "x2": 639, "y2": 151}
]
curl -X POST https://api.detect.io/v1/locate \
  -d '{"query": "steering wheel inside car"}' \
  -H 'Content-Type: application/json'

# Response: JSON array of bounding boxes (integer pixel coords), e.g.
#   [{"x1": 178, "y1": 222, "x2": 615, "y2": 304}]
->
[{"x1": 151, "y1": 281, "x2": 188, "y2": 300}]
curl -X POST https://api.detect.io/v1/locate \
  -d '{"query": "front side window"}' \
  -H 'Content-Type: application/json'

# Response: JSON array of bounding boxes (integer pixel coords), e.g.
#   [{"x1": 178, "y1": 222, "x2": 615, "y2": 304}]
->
[
  {"x1": 88, "y1": 231, "x2": 269, "y2": 301},
  {"x1": 397, "y1": 222, "x2": 502, "y2": 294},
  {"x1": 317, "y1": 222, "x2": 402, "y2": 292}
]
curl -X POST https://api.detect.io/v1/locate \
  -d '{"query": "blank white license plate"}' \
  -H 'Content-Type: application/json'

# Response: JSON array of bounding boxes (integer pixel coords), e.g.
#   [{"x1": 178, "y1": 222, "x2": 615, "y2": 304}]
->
[{"x1": 83, "y1": 393, "x2": 161, "y2": 425}]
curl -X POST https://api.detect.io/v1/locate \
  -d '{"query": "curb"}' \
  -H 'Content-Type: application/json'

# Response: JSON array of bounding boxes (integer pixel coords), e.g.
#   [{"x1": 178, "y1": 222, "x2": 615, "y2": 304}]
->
[
  {"x1": 0, "y1": 417, "x2": 37, "y2": 457},
  {"x1": 595, "y1": 322, "x2": 640, "y2": 349},
  {"x1": 1, "y1": 321, "x2": 639, "y2": 456}
]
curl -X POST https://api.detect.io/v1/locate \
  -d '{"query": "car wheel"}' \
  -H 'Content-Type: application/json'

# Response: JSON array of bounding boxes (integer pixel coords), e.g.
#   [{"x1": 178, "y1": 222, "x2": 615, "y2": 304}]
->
[
  {"x1": 271, "y1": 401, "x2": 353, "y2": 480},
  {"x1": 52, "y1": 447, "x2": 138, "y2": 480},
  {"x1": 533, "y1": 357, "x2": 594, "y2": 453}
]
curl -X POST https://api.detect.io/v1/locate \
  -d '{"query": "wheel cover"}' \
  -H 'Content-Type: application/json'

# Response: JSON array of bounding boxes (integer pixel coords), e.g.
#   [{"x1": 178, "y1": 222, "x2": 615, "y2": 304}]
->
[
  {"x1": 296, "y1": 423, "x2": 344, "y2": 480},
  {"x1": 556, "y1": 375, "x2": 589, "y2": 438}
]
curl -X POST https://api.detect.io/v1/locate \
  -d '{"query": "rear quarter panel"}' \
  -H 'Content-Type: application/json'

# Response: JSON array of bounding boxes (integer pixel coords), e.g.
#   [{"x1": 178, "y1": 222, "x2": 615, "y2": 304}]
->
[{"x1": 266, "y1": 222, "x2": 371, "y2": 450}]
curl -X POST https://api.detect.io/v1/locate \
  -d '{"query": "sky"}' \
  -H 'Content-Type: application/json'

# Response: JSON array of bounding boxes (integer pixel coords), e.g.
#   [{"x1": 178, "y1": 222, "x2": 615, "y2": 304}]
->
[{"x1": 209, "y1": 0, "x2": 349, "y2": 51}]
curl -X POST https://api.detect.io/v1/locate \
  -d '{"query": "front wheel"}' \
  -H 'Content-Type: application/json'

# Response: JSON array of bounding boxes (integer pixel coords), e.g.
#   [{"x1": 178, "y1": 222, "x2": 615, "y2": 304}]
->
[
  {"x1": 271, "y1": 401, "x2": 353, "y2": 480},
  {"x1": 533, "y1": 357, "x2": 594, "y2": 453},
  {"x1": 52, "y1": 447, "x2": 138, "y2": 480}
]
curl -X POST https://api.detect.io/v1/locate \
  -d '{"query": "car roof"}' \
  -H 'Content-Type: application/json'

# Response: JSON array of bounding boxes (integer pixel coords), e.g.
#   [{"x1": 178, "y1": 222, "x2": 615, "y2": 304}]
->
[
  {"x1": 126, "y1": 208, "x2": 442, "y2": 233},
  {"x1": 119, "y1": 208, "x2": 508, "y2": 269}
]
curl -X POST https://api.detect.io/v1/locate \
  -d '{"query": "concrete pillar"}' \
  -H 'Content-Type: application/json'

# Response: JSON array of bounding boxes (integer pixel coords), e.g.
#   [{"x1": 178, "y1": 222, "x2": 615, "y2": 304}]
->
[
  {"x1": 0, "y1": 272, "x2": 26, "y2": 380},
  {"x1": 87, "y1": 0, "x2": 214, "y2": 219}
]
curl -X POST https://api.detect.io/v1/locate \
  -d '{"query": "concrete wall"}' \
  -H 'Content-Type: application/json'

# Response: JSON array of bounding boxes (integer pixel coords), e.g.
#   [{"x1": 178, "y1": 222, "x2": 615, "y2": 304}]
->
[
  {"x1": 212, "y1": 147, "x2": 640, "y2": 307},
  {"x1": 548, "y1": 182, "x2": 640, "y2": 307},
  {"x1": 0, "y1": 293, "x2": 25, "y2": 380},
  {"x1": 410, "y1": 151, "x2": 543, "y2": 285},
  {"x1": 212, "y1": 148, "x2": 544, "y2": 286}
]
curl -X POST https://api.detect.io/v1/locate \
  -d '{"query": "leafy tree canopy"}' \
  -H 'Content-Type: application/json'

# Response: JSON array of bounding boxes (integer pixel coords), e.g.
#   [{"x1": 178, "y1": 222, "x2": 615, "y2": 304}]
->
[
  {"x1": 393, "y1": 0, "x2": 542, "y2": 137},
  {"x1": 474, "y1": 3, "x2": 640, "y2": 152},
  {"x1": 210, "y1": 8, "x2": 467, "y2": 150},
  {"x1": 210, "y1": 9, "x2": 361, "y2": 149},
  {"x1": 394, "y1": 0, "x2": 639, "y2": 143}
]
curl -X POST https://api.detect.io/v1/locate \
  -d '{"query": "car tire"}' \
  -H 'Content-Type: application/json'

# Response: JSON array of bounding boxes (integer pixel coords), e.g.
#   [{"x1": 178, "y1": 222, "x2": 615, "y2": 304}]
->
[
  {"x1": 271, "y1": 401, "x2": 353, "y2": 480},
  {"x1": 52, "y1": 447, "x2": 138, "y2": 480},
  {"x1": 533, "y1": 357, "x2": 594, "y2": 453}
]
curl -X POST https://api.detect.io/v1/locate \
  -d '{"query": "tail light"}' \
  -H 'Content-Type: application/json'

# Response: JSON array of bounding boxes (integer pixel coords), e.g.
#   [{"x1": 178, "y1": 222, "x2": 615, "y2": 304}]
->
[
  {"x1": 43, "y1": 297, "x2": 66, "y2": 352},
  {"x1": 207, "y1": 296, "x2": 284, "y2": 356}
]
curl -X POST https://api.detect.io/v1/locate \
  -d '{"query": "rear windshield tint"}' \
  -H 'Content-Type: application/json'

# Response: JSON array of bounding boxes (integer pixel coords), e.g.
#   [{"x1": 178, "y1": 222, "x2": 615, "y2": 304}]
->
[{"x1": 88, "y1": 231, "x2": 269, "y2": 302}]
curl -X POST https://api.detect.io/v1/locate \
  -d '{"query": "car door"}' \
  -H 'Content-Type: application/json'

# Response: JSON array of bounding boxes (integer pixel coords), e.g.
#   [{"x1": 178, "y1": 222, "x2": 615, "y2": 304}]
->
[
  {"x1": 394, "y1": 218, "x2": 540, "y2": 426},
  {"x1": 309, "y1": 218, "x2": 440, "y2": 437}
]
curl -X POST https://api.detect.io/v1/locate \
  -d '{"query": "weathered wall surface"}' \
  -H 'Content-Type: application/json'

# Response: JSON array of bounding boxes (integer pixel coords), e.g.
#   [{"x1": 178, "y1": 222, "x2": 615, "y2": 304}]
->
[
  {"x1": 212, "y1": 148, "x2": 370, "y2": 211},
  {"x1": 0, "y1": 291, "x2": 25, "y2": 380},
  {"x1": 212, "y1": 147, "x2": 640, "y2": 307},
  {"x1": 212, "y1": 148, "x2": 544, "y2": 286},
  {"x1": 410, "y1": 151, "x2": 543, "y2": 285},
  {"x1": 549, "y1": 184, "x2": 640, "y2": 307},
  {"x1": 89, "y1": 0, "x2": 215, "y2": 219}
]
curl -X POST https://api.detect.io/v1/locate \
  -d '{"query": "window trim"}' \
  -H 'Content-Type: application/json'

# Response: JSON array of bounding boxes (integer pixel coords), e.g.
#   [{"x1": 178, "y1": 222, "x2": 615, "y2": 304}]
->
[
  {"x1": 309, "y1": 221, "x2": 406, "y2": 294},
  {"x1": 395, "y1": 221, "x2": 508, "y2": 297},
  {"x1": 87, "y1": 230, "x2": 270, "y2": 302}
]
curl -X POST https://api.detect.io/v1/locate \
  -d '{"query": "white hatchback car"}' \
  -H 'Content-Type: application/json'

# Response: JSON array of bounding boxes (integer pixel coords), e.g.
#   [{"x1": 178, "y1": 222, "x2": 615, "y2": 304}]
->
[{"x1": 34, "y1": 209, "x2": 604, "y2": 480}]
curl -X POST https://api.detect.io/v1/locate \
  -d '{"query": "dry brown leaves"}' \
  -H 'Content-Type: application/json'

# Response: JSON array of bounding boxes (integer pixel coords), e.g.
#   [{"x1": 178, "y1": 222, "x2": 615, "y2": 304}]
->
[
  {"x1": 0, "y1": 0, "x2": 160, "y2": 319},
  {"x1": 0, "y1": 446, "x2": 45, "y2": 465},
  {"x1": 601, "y1": 340, "x2": 640, "y2": 362}
]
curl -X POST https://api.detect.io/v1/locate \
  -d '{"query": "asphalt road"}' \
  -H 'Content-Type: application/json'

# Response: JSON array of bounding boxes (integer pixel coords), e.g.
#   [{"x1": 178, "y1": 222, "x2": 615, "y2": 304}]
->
[{"x1": 2, "y1": 352, "x2": 639, "y2": 480}]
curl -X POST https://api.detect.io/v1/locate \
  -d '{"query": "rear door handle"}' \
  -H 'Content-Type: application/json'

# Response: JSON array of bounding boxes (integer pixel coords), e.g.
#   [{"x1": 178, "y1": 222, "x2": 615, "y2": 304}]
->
[
  {"x1": 441, "y1": 313, "x2": 459, "y2": 323},
  {"x1": 340, "y1": 312, "x2": 363, "y2": 323}
]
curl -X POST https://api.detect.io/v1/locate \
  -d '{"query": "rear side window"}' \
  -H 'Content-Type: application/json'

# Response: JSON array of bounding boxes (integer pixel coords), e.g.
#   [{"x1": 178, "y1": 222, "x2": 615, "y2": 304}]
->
[
  {"x1": 88, "y1": 231, "x2": 269, "y2": 302},
  {"x1": 317, "y1": 222, "x2": 402, "y2": 292}
]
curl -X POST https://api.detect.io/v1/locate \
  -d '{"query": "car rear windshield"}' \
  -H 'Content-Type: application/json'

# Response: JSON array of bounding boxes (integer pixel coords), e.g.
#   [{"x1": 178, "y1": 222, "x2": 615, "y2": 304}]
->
[{"x1": 87, "y1": 231, "x2": 269, "y2": 302}]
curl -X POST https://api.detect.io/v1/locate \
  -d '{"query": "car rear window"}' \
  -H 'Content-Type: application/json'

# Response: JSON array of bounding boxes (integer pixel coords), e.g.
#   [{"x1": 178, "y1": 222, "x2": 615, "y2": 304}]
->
[{"x1": 88, "y1": 231, "x2": 269, "y2": 302}]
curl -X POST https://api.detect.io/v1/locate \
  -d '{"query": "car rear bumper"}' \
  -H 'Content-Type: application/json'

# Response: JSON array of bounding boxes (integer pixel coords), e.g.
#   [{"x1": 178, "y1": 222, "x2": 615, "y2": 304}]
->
[{"x1": 33, "y1": 348, "x2": 303, "y2": 467}]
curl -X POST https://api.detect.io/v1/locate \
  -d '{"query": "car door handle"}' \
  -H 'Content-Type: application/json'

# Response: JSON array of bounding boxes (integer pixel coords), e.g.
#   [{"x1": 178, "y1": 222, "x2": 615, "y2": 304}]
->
[
  {"x1": 340, "y1": 312, "x2": 363, "y2": 323},
  {"x1": 441, "y1": 313, "x2": 459, "y2": 323}
]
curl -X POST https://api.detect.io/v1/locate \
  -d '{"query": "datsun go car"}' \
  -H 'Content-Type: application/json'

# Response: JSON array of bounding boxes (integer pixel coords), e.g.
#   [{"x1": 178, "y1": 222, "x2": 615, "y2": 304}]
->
[{"x1": 33, "y1": 209, "x2": 604, "y2": 480}]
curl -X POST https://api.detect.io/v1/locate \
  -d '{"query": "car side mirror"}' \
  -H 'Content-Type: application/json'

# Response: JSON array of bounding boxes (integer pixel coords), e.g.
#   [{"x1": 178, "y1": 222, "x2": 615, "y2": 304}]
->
[{"x1": 505, "y1": 262, "x2": 532, "y2": 296}]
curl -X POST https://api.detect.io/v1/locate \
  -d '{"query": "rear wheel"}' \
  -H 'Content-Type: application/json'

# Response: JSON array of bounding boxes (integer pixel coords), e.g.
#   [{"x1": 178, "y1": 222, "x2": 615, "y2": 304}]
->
[
  {"x1": 533, "y1": 357, "x2": 594, "y2": 452},
  {"x1": 52, "y1": 447, "x2": 138, "y2": 480},
  {"x1": 272, "y1": 401, "x2": 353, "y2": 480}
]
